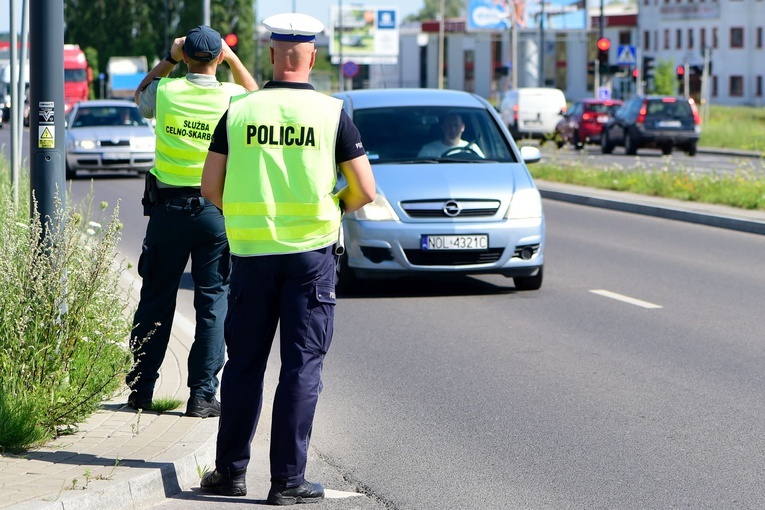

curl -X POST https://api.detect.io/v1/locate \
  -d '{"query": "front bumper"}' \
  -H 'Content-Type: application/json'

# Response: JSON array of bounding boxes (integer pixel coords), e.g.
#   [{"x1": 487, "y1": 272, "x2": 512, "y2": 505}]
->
[{"x1": 343, "y1": 216, "x2": 545, "y2": 279}]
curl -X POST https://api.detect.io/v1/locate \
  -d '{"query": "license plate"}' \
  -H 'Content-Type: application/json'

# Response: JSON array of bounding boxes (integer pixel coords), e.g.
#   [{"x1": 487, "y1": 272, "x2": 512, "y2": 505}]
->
[
  {"x1": 422, "y1": 234, "x2": 488, "y2": 251},
  {"x1": 597, "y1": 115, "x2": 609, "y2": 123},
  {"x1": 102, "y1": 152, "x2": 130, "y2": 160},
  {"x1": 657, "y1": 120, "x2": 681, "y2": 128}
]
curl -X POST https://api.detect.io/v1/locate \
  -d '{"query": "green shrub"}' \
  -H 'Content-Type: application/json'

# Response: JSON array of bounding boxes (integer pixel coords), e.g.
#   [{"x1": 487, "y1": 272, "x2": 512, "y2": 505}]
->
[{"x1": 0, "y1": 163, "x2": 132, "y2": 451}]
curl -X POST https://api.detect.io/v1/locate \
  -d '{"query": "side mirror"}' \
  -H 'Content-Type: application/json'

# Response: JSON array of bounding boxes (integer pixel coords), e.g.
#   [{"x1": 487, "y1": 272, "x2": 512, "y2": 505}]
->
[{"x1": 520, "y1": 146, "x2": 541, "y2": 165}]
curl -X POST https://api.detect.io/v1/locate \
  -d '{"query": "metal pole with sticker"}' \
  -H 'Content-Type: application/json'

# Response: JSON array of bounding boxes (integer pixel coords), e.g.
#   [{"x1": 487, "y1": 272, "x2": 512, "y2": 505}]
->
[{"x1": 29, "y1": 0, "x2": 65, "y2": 235}]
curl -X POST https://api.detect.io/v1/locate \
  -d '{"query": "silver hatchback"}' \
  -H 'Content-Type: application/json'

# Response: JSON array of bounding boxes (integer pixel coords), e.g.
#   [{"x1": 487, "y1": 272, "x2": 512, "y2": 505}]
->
[
  {"x1": 333, "y1": 88, "x2": 545, "y2": 292},
  {"x1": 65, "y1": 99, "x2": 155, "y2": 179}
]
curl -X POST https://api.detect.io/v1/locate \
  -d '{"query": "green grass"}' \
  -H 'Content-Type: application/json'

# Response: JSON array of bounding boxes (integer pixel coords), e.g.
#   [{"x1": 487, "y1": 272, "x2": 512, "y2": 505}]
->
[
  {"x1": 699, "y1": 105, "x2": 765, "y2": 152},
  {"x1": 149, "y1": 397, "x2": 183, "y2": 413}
]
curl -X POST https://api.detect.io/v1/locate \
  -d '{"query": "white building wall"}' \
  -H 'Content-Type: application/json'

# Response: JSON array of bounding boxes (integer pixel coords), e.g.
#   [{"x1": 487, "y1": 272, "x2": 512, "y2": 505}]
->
[{"x1": 638, "y1": 0, "x2": 765, "y2": 106}]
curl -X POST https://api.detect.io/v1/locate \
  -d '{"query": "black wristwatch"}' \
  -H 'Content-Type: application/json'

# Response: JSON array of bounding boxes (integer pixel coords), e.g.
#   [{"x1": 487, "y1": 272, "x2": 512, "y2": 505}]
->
[{"x1": 164, "y1": 51, "x2": 179, "y2": 65}]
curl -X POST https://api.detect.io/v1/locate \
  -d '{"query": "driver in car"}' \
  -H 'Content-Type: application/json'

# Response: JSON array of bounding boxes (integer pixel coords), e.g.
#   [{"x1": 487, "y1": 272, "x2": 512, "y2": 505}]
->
[{"x1": 418, "y1": 112, "x2": 485, "y2": 158}]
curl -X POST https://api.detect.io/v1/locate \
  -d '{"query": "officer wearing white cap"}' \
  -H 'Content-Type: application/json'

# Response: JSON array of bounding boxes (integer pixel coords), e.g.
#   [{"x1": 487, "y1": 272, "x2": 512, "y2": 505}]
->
[
  {"x1": 127, "y1": 26, "x2": 258, "y2": 419},
  {"x1": 199, "y1": 12, "x2": 376, "y2": 506}
]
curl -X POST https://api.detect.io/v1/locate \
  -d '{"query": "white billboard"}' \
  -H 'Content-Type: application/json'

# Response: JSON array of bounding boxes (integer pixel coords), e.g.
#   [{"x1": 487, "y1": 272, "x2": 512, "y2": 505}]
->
[{"x1": 328, "y1": 6, "x2": 399, "y2": 65}]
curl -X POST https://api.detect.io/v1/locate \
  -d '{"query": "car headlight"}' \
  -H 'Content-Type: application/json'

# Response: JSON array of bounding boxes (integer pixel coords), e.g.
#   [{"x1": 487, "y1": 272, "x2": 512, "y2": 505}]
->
[
  {"x1": 75, "y1": 139, "x2": 97, "y2": 150},
  {"x1": 505, "y1": 188, "x2": 543, "y2": 219},
  {"x1": 352, "y1": 193, "x2": 399, "y2": 221},
  {"x1": 131, "y1": 137, "x2": 156, "y2": 151}
]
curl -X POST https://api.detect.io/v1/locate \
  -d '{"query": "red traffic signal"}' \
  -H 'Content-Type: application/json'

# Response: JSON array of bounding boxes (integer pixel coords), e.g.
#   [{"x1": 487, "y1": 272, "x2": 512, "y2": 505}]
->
[
  {"x1": 676, "y1": 65, "x2": 685, "y2": 76},
  {"x1": 632, "y1": 68, "x2": 639, "y2": 78},
  {"x1": 596, "y1": 38, "x2": 611, "y2": 51},
  {"x1": 224, "y1": 33, "x2": 238, "y2": 47}
]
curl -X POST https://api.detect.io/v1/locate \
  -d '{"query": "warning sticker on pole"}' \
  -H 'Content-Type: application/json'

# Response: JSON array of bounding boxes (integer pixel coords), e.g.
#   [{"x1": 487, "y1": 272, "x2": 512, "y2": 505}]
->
[{"x1": 39, "y1": 126, "x2": 55, "y2": 149}]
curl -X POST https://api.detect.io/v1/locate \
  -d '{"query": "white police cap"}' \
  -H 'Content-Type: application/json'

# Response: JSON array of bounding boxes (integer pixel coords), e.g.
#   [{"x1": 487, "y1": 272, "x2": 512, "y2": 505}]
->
[{"x1": 263, "y1": 13, "x2": 324, "y2": 42}]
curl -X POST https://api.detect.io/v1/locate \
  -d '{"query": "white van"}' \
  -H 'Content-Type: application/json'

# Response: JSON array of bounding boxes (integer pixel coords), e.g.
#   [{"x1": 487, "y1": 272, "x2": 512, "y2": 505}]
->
[{"x1": 499, "y1": 87, "x2": 567, "y2": 141}]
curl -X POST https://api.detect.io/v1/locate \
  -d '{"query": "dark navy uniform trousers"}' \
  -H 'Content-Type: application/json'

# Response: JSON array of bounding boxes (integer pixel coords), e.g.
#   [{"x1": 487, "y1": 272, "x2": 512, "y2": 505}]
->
[
  {"x1": 127, "y1": 196, "x2": 229, "y2": 402},
  {"x1": 215, "y1": 246, "x2": 336, "y2": 486}
]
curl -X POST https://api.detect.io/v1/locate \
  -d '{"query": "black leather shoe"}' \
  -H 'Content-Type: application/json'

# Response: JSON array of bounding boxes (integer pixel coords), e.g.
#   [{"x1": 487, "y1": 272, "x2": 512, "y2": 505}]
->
[
  {"x1": 267, "y1": 480, "x2": 324, "y2": 505},
  {"x1": 127, "y1": 392, "x2": 152, "y2": 411},
  {"x1": 185, "y1": 396, "x2": 221, "y2": 418},
  {"x1": 200, "y1": 468, "x2": 247, "y2": 496}
]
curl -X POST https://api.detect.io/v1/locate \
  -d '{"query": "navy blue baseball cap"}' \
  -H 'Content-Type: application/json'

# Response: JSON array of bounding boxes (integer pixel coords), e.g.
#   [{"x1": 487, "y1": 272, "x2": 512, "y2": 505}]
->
[{"x1": 184, "y1": 25, "x2": 222, "y2": 61}]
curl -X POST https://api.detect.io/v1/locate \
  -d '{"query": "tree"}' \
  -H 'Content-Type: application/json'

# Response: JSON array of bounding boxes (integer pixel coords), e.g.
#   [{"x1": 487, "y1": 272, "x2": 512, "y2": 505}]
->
[
  {"x1": 406, "y1": 0, "x2": 465, "y2": 21},
  {"x1": 653, "y1": 58, "x2": 676, "y2": 96},
  {"x1": 64, "y1": 0, "x2": 257, "y2": 94}
]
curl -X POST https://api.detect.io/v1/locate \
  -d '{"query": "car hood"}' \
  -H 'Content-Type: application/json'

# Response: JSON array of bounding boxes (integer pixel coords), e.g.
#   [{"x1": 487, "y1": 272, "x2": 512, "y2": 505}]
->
[{"x1": 370, "y1": 161, "x2": 534, "y2": 203}]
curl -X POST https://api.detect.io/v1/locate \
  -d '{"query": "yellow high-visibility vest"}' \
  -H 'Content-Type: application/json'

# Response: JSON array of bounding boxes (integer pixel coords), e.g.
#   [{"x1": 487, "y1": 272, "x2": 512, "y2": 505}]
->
[
  {"x1": 223, "y1": 88, "x2": 343, "y2": 255},
  {"x1": 153, "y1": 77, "x2": 244, "y2": 186}
]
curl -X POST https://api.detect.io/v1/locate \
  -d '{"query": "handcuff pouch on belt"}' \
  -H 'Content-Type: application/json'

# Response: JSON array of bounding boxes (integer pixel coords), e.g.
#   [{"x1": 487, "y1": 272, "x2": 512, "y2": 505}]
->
[{"x1": 141, "y1": 172, "x2": 159, "y2": 216}]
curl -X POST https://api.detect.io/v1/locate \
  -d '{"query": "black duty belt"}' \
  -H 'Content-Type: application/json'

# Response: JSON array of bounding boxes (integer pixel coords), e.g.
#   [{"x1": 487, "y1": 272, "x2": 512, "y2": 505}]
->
[{"x1": 157, "y1": 186, "x2": 202, "y2": 201}]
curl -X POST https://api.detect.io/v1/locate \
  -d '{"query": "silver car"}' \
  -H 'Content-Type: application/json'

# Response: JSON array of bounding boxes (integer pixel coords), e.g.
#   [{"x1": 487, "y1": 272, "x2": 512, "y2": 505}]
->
[
  {"x1": 65, "y1": 99, "x2": 155, "y2": 179},
  {"x1": 333, "y1": 88, "x2": 545, "y2": 292}
]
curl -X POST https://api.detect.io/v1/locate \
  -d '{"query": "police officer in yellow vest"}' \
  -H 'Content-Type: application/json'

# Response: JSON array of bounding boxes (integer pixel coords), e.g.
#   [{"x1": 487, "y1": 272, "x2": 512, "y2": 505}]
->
[
  {"x1": 126, "y1": 26, "x2": 258, "y2": 418},
  {"x1": 199, "y1": 13, "x2": 375, "y2": 505}
]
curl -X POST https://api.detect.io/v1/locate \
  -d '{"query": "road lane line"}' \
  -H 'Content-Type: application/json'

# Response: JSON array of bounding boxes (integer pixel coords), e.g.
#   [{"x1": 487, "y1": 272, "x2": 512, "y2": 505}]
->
[
  {"x1": 589, "y1": 289, "x2": 663, "y2": 309},
  {"x1": 324, "y1": 489, "x2": 364, "y2": 499}
]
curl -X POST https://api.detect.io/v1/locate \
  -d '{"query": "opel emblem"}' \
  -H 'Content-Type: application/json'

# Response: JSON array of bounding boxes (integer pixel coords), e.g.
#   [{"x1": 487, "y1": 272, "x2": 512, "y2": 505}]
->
[{"x1": 443, "y1": 200, "x2": 461, "y2": 217}]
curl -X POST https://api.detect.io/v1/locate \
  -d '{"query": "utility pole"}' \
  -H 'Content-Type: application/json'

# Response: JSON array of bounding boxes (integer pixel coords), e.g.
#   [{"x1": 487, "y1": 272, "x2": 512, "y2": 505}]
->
[
  {"x1": 29, "y1": 0, "x2": 66, "y2": 237},
  {"x1": 438, "y1": 0, "x2": 445, "y2": 89},
  {"x1": 203, "y1": 0, "x2": 210, "y2": 26}
]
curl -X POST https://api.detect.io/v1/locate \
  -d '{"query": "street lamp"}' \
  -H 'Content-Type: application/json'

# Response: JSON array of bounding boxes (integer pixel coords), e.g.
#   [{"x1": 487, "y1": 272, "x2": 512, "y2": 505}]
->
[{"x1": 437, "y1": 0, "x2": 445, "y2": 89}]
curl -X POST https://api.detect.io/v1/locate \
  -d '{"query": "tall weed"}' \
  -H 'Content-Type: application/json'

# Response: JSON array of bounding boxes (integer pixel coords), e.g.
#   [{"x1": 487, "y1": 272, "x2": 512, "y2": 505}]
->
[{"x1": 0, "y1": 165, "x2": 132, "y2": 451}]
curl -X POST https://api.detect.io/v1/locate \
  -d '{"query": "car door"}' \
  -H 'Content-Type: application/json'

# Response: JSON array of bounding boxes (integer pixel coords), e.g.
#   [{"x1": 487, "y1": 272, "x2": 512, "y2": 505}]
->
[{"x1": 608, "y1": 98, "x2": 635, "y2": 145}]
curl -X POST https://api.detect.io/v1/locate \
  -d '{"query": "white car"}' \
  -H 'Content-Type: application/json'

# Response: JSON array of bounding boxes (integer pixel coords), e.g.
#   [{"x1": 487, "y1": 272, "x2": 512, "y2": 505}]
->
[
  {"x1": 65, "y1": 99, "x2": 155, "y2": 179},
  {"x1": 499, "y1": 87, "x2": 567, "y2": 141},
  {"x1": 333, "y1": 88, "x2": 545, "y2": 292}
]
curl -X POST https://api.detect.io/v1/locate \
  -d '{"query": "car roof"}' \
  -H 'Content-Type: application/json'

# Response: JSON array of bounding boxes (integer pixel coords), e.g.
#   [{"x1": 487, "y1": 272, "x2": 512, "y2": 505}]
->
[
  {"x1": 578, "y1": 98, "x2": 623, "y2": 104},
  {"x1": 74, "y1": 99, "x2": 138, "y2": 108},
  {"x1": 334, "y1": 88, "x2": 487, "y2": 110}
]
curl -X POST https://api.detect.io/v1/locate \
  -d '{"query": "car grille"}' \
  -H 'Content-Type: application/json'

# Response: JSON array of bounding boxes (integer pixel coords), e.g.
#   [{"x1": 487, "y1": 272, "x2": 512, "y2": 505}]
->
[
  {"x1": 403, "y1": 248, "x2": 504, "y2": 266},
  {"x1": 99, "y1": 139, "x2": 130, "y2": 147},
  {"x1": 401, "y1": 199, "x2": 500, "y2": 219}
]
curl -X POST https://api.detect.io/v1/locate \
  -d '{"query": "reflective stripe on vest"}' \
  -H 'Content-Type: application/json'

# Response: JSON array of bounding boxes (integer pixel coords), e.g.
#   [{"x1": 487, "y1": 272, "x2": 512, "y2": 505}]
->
[
  {"x1": 223, "y1": 88, "x2": 343, "y2": 256},
  {"x1": 153, "y1": 78, "x2": 245, "y2": 186}
]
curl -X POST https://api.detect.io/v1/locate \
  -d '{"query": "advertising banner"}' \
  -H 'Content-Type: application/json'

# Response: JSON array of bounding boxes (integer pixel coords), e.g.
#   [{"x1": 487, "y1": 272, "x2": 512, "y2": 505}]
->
[
  {"x1": 468, "y1": 0, "x2": 587, "y2": 31},
  {"x1": 328, "y1": 6, "x2": 399, "y2": 65}
]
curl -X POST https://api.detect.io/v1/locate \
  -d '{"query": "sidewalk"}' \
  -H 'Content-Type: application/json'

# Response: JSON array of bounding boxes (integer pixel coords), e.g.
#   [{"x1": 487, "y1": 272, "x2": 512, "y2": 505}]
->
[{"x1": 2, "y1": 182, "x2": 764, "y2": 510}]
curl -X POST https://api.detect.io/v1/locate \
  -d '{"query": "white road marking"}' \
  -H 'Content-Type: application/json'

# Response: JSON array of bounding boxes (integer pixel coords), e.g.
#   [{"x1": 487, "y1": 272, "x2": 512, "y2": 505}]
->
[
  {"x1": 589, "y1": 289, "x2": 663, "y2": 309},
  {"x1": 324, "y1": 489, "x2": 365, "y2": 499}
]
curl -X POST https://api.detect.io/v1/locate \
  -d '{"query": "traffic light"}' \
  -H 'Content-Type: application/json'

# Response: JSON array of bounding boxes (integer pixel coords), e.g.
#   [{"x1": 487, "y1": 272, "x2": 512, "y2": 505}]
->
[
  {"x1": 632, "y1": 68, "x2": 639, "y2": 82},
  {"x1": 643, "y1": 56, "x2": 655, "y2": 80},
  {"x1": 676, "y1": 64, "x2": 685, "y2": 94},
  {"x1": 225, "y1": 33, "x2": 239, "y2": 52},
  {"x1": 597, "y1": 37, "x2": 611, "y2": 75}
]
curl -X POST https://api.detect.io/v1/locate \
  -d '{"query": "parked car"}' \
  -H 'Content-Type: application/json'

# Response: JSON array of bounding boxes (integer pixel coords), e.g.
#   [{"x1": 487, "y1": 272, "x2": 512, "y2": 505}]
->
[
  {"x1": 499, "y1": 87, "x2": 567, "y2": 141},
  {"x1": 65, "y1": 99, "x2": 155, "y2": 179},
  {"x1": 600, "y1": 95, "x2": 701, "y2": 156},
  {"x1": 333, "y1": 88, "x2": 545, "y2": 292},
  {"x1": 554, "y1": 98, "x2": 622, "y2": 149}
]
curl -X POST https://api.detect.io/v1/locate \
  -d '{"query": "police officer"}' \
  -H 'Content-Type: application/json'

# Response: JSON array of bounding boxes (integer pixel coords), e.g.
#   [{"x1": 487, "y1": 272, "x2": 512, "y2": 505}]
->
[
  {"x1": 126, "y1": 26, "x2": 258, "y2": 418},
  {"x1": 198, "y1": 13, "x2": 376, "y2": 505}
]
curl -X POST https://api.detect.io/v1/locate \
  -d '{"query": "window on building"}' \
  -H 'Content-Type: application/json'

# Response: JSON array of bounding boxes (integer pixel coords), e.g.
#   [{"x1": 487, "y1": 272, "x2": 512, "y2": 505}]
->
[
  {"x1": 731, "y1": 27, "x2": 744, "y2": 48},
  {"x1": 676, "y1": 29, "x2": 682, "y2": 49},
  {"x1": 619, "y1": 31, "x2": 631, "y2": 45},
  {"x1": 688, "y1": 29, "x2": 694, "y2": 49},
  {"x1": 654, "y1": 30, "x2": 659, "y2": 51},
  {"x1": 712, "y1": 75, "x2": 717, "y2": 97},
  {"x1": 644, "y1": 31, "x2": 650, "y2": 51},
  {"x1": 757, "y1": 27, "x2": 763, "y2": 48},
  {"x1": 730, "y1": 76, "x2": 744, "y2": 96},
  {"x1": 757, "y1": 76, "x2": 763, "y2": 97},
  {"x1": 712, "y1": 28, "x2": 718, "y2": 49},
  {"x1": 701, "y1": 28, "x2": 706, "y2": 49},
  {"x1": 664, "y1": 29, "x2": 670, "y2": 49}
]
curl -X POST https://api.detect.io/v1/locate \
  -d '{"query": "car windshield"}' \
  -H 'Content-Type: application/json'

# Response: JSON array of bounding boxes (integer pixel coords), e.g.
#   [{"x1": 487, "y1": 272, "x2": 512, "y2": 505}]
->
[
  {"x1": 647, "y1": 100, "x2": 693, "y2": 118},
  {"x1": 588, "y1": 103, "x2": 621, "y2": 115},
  {"x1": 352, "y1": 106, "x2": 518, "y2": 164},
  {"x1": 71, "y1": 106, "x2": 150, "y2": 128}
]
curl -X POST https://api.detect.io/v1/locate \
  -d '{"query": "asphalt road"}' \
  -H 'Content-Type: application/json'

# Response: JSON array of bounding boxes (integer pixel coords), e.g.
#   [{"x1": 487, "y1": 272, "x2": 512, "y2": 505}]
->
[{"x1": 4, "y1": 127, "x2": 765, "y2": 508}]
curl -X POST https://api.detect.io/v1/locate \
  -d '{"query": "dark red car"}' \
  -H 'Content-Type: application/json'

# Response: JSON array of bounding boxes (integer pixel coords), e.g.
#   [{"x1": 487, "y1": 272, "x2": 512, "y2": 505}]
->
[{"x1": 554, "y1": 98, "x2": 623, "y2": 149}]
